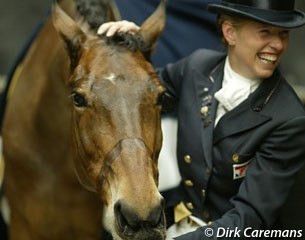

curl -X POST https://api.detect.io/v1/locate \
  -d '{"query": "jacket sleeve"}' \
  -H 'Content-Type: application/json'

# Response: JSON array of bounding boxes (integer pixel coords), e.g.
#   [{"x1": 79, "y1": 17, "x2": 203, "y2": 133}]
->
[
  {"x1": 157, "y1": 53, "x2": 196, "y2": 113},
  {"x1": 157, "y1": 49, "x2": 225, "y2": 113},
  {"x1": 158, "y1": 56, "x2": 189, "y2": 99},
  {"x1": 175, "y1": 116, "x2": 305, "y2": 240}
]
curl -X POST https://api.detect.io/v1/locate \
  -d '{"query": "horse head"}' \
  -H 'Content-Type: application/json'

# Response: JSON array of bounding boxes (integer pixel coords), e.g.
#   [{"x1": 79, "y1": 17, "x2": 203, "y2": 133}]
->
[{"x1": 52, "y1": 1, "x2": 167, "y2": 239}]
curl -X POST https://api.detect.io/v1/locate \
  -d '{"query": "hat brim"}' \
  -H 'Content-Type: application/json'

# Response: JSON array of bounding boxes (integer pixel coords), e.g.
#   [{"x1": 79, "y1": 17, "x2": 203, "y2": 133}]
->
[{"x1": 208, "y1": 4, "x2": 305, "y2": 29}]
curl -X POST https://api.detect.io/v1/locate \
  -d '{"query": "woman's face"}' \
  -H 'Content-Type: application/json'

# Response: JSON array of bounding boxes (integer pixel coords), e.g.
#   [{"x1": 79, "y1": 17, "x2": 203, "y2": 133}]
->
[{"x1": 224, "y1": 20, "x2": 290, "y2": 79}]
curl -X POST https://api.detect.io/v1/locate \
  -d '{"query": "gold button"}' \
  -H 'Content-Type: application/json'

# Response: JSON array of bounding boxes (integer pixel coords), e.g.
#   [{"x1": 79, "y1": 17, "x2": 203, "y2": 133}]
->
[
  {"x1": 202, "y1": 189, "x2": 206, "y2": 197},
  {"x1": 206, "y1": 167, "x2": 211, "y2": 175},
  {"x1": 207, "y1": 221, "x2": 213, "y2": 225},
  {"x1": 184, "y1": 155, "x2": 192, "y2": 164},
  {"x1": 186, "y1": 202, "x2": 194, "y2": 210},
  {"x1": 232, "y1": 153, "x2": 239, "y2": 163},
  {"x1": 185, "y1": 180, "x2": 194, "y2": 187}
]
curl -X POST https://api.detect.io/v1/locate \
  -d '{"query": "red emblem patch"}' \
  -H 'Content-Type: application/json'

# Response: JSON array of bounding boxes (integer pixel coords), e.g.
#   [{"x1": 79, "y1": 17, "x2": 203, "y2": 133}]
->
[{"x1": 233, "y1": 159, "x2": 252, "y2": 180}]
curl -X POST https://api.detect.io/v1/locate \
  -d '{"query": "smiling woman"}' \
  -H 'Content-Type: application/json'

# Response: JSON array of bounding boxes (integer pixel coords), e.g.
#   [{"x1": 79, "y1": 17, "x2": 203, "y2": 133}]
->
[{"x1": 222, "y1": 19, "x2": 290, "y2": 79}]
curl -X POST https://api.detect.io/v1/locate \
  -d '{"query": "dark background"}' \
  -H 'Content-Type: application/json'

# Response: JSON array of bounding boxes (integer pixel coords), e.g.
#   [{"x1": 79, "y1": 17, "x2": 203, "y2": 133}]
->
[{"x1": 0, "y1": 0, "x2": 51, "y2": 76}]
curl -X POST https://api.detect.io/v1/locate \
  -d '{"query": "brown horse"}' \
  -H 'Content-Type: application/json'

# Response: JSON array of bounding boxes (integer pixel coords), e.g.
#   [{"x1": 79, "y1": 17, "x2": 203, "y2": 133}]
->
[{"x1": 2, "y1": 0, "x2": 167, "y2": 239}]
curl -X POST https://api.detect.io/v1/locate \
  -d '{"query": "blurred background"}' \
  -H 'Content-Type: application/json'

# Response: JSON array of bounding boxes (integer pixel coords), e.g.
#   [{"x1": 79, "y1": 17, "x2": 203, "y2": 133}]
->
[{"x1": 0, "y1": 0, "x2": 50, "y2": 87}]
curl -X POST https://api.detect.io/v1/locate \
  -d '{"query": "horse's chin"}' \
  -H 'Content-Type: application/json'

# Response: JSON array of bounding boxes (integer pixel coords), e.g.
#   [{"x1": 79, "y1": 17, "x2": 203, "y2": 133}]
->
[
  {"x1": 103, "y1": 210, "x2": 166, "y2": 240},
  {"x1": 114, "y1": 214, "x2": 166, "y2": 240},
  {"x1": 115, "y1": 227, "x2": 166, "y2": 240}
]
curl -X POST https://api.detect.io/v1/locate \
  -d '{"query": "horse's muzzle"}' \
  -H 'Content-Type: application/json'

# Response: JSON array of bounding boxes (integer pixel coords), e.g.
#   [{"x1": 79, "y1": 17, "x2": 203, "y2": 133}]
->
[{"x1": 114, "y1": 199, "x2": 166, "y2": 240}]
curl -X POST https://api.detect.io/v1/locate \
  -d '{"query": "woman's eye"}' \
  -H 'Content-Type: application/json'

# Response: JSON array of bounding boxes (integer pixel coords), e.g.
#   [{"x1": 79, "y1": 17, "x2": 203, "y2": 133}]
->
[
  {"x1": 71, "y1": 92, "x2": 88, "y2": 107},
  {"x1": 280, "y1": 30, "x2": 290, "y2": 39},
  {"x1": 260, "y1": 29, "x2": 270, "y2": 34}
]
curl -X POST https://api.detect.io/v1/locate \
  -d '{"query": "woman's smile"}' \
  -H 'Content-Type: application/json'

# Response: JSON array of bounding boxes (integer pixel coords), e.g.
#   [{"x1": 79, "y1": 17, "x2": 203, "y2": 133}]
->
[{"x1": 257, "y1": 53, "x2": 278, "y2": 64}]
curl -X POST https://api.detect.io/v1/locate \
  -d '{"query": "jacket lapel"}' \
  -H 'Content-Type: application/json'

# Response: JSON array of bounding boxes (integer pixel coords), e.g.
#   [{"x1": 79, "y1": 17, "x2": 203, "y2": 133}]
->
[
  {"x1": 213, "y1": 70, "x2": 282, "y2": 144},
  {"x1": 213, "y1": 107, "x2": 271, "y2": 144},
  {"x1": 193, "y1": 60, "x2": 224, "y2": 168}
]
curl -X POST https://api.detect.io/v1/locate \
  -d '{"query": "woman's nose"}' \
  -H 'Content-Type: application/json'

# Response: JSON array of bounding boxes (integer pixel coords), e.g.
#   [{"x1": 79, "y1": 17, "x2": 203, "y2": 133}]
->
[{"x1": 269, "y1": 34, "x2": 288, "y2": 51}]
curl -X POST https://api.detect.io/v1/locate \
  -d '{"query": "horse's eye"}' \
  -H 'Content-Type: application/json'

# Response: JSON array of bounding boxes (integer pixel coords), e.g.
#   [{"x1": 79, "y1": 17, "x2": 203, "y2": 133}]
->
[{"x1": 71, "y1": 92, "x2": 88, "y2": 107}]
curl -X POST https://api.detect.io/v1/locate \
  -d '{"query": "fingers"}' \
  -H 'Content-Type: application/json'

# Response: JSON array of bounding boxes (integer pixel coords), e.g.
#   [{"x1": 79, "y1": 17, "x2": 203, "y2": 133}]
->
[
  {"x1": 98, "y1": 22, "x2": 121, "y2": 37},
  {"x1": 97, "y1": 20, "x2": 140, "y2": 37},
  {"x1": 120, "y1": 21, "x2": 140, "y2": 35},
  {"x1": 97, "y1": 22, "x2": 114, "y2": 36}
]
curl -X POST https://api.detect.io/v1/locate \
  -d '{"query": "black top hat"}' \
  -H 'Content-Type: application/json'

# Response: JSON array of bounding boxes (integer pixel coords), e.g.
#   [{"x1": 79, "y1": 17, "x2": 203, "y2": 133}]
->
[{"x1": 208, "y1": 0, "x2": 305, "y2": 28}]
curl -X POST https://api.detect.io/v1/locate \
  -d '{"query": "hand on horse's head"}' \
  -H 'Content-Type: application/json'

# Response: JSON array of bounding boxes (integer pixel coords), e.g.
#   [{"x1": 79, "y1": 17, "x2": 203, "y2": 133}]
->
[{"x1": 97, "y1": 20, "x2": 140, "y2": 37}]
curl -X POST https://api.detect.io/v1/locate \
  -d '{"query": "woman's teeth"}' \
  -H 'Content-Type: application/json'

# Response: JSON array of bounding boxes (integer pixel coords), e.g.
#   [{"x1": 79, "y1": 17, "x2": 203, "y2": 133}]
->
[{"x1": 258, "y1": 54, "x2": 278, "y2": 64}]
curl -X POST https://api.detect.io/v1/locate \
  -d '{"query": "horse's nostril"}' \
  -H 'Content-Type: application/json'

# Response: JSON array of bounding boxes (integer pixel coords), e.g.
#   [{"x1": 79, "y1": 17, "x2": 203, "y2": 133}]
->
[
  {"x1": 160, "y1": 197, "x2": 165, "y2": 209},
  {"x1": 115, "y1": 200, "x2": 140, "y2": 232},
  {"x1": 114, "y1": 200, "x2": 165, "y2": 234},
  {"x1": 114, "y1": 200, "x2": 122, "y2": 214},
  {"x1": 147, "y1": 202, "x2": 164, "y2": 227}
]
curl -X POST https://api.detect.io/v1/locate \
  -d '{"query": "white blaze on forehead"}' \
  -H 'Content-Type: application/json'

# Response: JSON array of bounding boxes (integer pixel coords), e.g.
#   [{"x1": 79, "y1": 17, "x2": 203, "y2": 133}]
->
[{"x1": 105, "y1": 73, "x2": 116, "y2": 84}]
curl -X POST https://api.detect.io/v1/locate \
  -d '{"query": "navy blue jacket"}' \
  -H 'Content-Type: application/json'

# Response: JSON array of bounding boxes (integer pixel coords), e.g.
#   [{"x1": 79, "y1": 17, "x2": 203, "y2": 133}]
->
[{"x1": 159, "y1": 49, "x2": 305, "y2": 239}]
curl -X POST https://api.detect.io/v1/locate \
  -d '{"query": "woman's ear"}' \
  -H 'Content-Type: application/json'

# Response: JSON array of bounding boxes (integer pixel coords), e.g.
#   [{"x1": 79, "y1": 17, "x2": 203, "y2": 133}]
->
[{"x1": 222, "y1": 20, "x2": 236, "y2": 46}]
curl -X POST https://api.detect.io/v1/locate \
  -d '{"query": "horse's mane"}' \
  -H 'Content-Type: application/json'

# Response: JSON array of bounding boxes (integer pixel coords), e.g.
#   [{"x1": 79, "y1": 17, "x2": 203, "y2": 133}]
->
[
  {"x1": 75, "y1": 0, "x2": 114, "y2": 30},
  {"x1": 73, "y1": 0, "x2": 152, "y2": 59},
  {"x1": 102, "y1": 34, "x2": 152, "y2": 60},
  {"x1": 104, "y1": 34, "x2": 149, "y2": 52}
]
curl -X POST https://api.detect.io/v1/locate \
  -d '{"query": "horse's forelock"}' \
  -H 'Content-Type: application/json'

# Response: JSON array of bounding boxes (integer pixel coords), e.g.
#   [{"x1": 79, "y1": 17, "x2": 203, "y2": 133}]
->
[{"x1": 99, "y1": 34, "x2": 151, "y2": 58}]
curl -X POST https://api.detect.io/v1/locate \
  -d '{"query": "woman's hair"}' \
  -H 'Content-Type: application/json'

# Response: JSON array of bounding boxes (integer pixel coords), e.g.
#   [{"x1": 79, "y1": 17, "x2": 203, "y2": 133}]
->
[{"x1": 216, "y1": 14, "x2": 248, "y2": 47}]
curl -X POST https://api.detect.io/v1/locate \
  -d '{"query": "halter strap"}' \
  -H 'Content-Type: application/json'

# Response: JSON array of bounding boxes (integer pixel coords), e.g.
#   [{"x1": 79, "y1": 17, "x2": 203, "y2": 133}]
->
[
  {"x1": 103, "y1": 137, "x2": 152, "y2": 165},
  {"x1": 96, "y1": 137, "x2": 153, "y2": 193}
]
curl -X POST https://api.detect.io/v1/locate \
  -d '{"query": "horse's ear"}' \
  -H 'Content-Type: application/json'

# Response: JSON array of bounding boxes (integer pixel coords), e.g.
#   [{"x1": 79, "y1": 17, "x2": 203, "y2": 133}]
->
[
  {"x1": 52, "y1": 2, "x2": 86, "y2": 69},
  {"x1": 139, "y1": 0, "x2": 166, "y2": 55},
  {"x1": 108, "y1": 0, "x2": 121, "y2": 21}
]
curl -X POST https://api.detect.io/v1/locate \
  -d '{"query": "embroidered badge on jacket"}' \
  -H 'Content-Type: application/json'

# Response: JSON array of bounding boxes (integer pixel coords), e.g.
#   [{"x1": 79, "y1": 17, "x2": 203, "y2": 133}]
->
[
  {"x1": 233, "y1": 159, "x2": 252, "y2": 180},
  {"x1": 200, "y1": 95, "x2": 213, "y2": 128}
]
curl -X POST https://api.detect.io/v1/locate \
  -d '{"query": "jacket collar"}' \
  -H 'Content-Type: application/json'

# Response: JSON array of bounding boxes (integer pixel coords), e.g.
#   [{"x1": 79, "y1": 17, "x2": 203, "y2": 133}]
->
[{"x1": 213, "y1": 69, "x2": 283, "y2": 144}]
